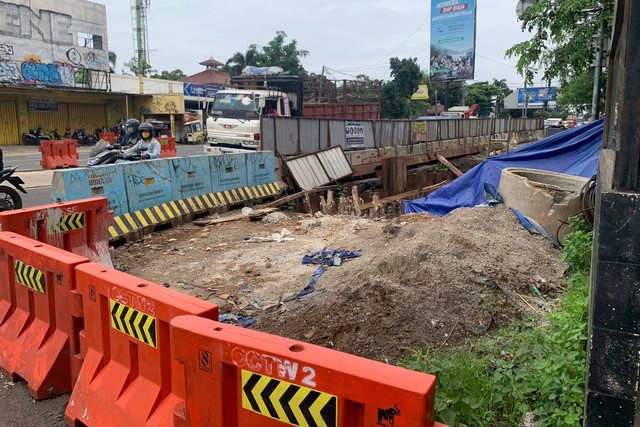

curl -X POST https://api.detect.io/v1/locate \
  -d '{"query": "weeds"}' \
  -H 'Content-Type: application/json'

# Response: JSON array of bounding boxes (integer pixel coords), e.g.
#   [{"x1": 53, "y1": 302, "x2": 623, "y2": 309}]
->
[{"x1": 399, "y1": 215, "x2": 592, "y2": 426}]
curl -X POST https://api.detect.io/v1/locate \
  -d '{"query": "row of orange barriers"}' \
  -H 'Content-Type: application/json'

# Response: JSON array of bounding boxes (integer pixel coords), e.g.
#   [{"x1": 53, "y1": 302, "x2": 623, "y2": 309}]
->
[
  {"x1": 0, "y1": 198, "x2": 447, "y2": 427},
  {"x1": 39, "y1": 139, "x2": 79, "y2": 169}
]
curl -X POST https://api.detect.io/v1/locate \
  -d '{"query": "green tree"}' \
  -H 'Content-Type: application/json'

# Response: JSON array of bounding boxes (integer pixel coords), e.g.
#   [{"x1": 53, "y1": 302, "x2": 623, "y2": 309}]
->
[
  {"x1": 464, "y1": 81, "x2": 501, "y2": 116},
  {"x1": 557, "y1": 69, "x2": 606, "y2": 115},
  {"x1": 506, "y1": 0, "x2": 614, "y2": 84},
  {"x1": 223, "y1": 44, "x2": 264, "y2": 77},
  {"x1": 261, "y1": 31, "x2": 309, "y2": 76},
  {"x1": 123, "y1": 58, "x2": 152, "y2": 76},
  {"x1": 492, "y1": 78, "x2": 513, "y2": 115},
  {"x1": 150, "y1": 69, "x2": 187, "y2": 80},
  {"x1": 223, "y1": 31, "x2": 309, "y2": 77},
  {"x1": 381, "y1": 57, "x2": 422, "y2": 119}
]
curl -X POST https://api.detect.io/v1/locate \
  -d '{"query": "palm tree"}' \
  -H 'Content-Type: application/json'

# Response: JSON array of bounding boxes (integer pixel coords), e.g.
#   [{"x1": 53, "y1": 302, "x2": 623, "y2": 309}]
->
[{"x1": 224, "y1": 45, "x2": 263, "y2": 76}]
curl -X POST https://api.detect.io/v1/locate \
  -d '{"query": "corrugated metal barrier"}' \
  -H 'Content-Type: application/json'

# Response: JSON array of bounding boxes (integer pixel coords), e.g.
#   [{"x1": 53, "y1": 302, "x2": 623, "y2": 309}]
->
[{"x1": 262, "y1": 117, "x2": 543, "y2": 154}]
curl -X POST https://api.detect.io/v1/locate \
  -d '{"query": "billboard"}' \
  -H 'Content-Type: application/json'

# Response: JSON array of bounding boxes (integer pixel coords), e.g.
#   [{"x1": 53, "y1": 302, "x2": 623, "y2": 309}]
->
[
  {"x1": 517, "y1": 87, "x2": 557, "y2": 108},
  {"x1": 430, "y1": 0, "x2": 477, "y2": 82}
]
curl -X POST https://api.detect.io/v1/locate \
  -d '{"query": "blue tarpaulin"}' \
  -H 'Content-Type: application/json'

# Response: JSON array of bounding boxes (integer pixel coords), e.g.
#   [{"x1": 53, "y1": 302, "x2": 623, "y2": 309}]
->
[{"x1": 403, "y1": 120, "x2": 604, "y2": 216}]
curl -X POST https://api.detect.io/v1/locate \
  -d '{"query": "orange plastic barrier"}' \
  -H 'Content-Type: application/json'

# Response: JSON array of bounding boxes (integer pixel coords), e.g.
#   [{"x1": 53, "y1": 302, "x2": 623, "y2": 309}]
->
[
  {"x1": 99, "y1": 132, "x2": 118, "y2": 143},
  {"x1": 158, "y1": 136, "x2": 177, "y2": 158},
  {"x1": 171, "y1": 316, "x2": 438, "y2": 427},
  {"x1": 39, "y1": 139, "x2": 79, "y2": 169},
  {"x1": 65, "y1": 264, "x2": 218, "y2": 427},
  {"x1": 0, "y1": 197, "x2": 113, "y2": 267},
  {"x1": 0, "y1": 232, "x2": 89, "y2": 399}
]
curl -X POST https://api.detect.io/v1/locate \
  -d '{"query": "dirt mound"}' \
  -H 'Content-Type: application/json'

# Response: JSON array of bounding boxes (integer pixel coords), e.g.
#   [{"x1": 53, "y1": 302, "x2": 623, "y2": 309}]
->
[{"x1": 114, "y1": 205, "x2": 566, "y2": 364}]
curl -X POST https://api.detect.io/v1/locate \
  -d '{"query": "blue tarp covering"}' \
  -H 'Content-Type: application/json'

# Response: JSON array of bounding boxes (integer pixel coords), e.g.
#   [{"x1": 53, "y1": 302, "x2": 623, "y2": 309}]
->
[{"x1": 403, "y1": 119, "x2": 604, "y2": 216}]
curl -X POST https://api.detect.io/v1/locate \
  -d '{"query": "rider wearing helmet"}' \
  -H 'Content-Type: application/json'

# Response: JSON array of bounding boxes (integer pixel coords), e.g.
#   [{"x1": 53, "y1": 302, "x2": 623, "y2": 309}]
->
[
  {"x1": 117, "y1": 118, "x2": 141, "y2": 148},
  {"x1": 120, "y1": 122, "x2": 161, "y2": 160}
]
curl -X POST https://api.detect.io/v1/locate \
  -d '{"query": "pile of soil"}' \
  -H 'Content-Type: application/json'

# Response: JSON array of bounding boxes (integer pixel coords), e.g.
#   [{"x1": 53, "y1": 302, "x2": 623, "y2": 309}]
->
[
  {"x1": 0, "y1": 205, "x2": 567, "y2": 426},
  {"x1": 115, "y1": 205, "x2": 566, "y2": 363}
]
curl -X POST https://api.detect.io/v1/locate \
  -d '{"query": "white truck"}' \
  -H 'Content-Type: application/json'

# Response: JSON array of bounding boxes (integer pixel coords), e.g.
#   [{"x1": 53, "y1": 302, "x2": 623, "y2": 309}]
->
[{"x1": 206, "y1": 75, "x2": 303, "y2": 151}]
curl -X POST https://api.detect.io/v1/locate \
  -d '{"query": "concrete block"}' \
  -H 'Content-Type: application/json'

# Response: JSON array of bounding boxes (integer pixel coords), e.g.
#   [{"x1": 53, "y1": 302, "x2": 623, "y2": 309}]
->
[
  {"x1": 587, "y1": 326, "x2": 640, "y2": 399},
  {"x1": 498, "y1": 168, "x2": 589, "y2": 239},
  {"x1": 584, "y1": 391, "x2": 635, "y2": 427},
  {"x1": 595, "y1": 192, "x2": 640, "y2": 264},
  {"x1": 246, "y1": 151, "x2": 276, "y2": 186},
  {"x1": 170, "y1": 156, "x2": 213, "y2": 201},
  {"x1": 51, "y1": 165, "x2": 129, "y2": 216},
  {"x1": 210, "y1": 153, "x2": 248, "y2": 192},
  {"x1": 124, "y1": 160, "x2": 174, "y2": 212},
  {"x1": 592, "y1": 262, "x2": 640, "y2": 333}
]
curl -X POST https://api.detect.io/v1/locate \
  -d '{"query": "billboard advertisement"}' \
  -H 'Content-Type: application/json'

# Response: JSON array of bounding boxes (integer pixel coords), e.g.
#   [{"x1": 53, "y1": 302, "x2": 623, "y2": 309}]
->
[
  {"x1": 430, "y1": 0, "x2": 477, "y2": 82},
  {"x1": 517, "y1": 87, "x2": 557, "y2": 108}
]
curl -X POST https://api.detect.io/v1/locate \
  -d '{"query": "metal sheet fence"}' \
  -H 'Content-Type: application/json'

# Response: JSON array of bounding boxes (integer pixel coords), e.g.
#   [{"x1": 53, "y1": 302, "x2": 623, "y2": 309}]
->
[{"x1": 261, "y1": 117, "x2": 543, "y2": 154}]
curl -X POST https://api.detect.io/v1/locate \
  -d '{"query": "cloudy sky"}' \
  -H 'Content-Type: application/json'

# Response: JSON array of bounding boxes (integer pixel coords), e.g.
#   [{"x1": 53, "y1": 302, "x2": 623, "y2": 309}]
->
[{"x1": 96, "y1": 0, "x2": 551, "y2": 89}]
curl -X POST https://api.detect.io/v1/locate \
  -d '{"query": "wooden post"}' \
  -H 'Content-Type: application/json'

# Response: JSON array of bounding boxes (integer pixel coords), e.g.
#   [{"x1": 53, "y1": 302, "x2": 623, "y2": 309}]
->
[{"x1": 382, "y1": 156, "x2": 407, "y2": 198}]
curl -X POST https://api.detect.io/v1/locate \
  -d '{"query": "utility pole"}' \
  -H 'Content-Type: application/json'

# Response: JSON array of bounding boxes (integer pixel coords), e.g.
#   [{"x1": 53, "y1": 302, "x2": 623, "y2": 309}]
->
[{"x1": 591, "y1": 18, "x2": 605, "y2": 120}]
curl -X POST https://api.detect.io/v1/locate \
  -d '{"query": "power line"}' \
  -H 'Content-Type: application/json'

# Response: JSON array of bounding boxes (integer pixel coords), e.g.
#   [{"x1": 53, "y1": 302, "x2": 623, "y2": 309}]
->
[{"x1": 366, "y1": 17, "x2": 429, "y2": 68}]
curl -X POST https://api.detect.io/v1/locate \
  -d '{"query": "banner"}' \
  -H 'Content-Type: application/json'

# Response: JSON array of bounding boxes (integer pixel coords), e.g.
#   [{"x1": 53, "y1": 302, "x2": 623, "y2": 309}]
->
[
  {"x1": 345, "y1": 121, "x2": 365, "y2": 148},
  {"x1": 411, "y1": 85, "x2": 430, "y2": 100},
  {"x1": 430, "y1": 0, "x2": 477, "y2": 82},
  {"x1": 517, "y1": 87, "x2": 557, "y2": 108}
]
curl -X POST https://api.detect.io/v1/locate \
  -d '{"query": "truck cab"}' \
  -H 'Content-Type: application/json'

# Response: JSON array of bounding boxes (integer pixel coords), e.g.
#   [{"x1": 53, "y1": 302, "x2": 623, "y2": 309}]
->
[{"x1": 206, "y1": 75, "x2": 302, "y2": 150}]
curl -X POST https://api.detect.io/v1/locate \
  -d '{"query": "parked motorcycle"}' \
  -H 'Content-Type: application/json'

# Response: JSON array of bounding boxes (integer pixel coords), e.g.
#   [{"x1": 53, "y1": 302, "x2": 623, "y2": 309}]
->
[
  {"x1": 22, "y1": 126, "x2": 51, "y2": 146},
  {"x1": 0, "y1": 166, "x2": 27, "y2": 211},
  {"x1": 50, "y1": 128, "x2": 62, "y2": 140},
  {"x1": 72, "y1": 127, "x2": 97, "y2": 146}
]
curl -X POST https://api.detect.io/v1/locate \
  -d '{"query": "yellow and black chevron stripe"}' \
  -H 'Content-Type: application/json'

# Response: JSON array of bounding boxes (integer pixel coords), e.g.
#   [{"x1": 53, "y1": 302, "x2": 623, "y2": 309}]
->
[
  {"x1": 14, "y1": 260, "x2": 46, "y2": 293},
  {"x1": 110, "y1": 300, "x2": 157, "y2": 348},
  {"x1": 107, "y1": 182, "x2": 281, "y2": 241},
  {"x1": 241, "y1": 370, "x2": 337, "y2": 427},
  {"x1": 108, "y1": 212, "x2": 140, "y2": 240},
  {"x1": 50, "y1": 212, "x2": 85, "y2": 233}
]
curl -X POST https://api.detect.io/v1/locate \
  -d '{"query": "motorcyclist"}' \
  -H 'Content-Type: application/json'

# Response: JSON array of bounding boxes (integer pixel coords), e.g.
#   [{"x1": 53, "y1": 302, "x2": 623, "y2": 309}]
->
[
  {"x1": 117, "y1": 118, "x2": 141, "y2": 148},
  {"x1": 118, "y1": 122, "x2": 161, "y2": 160}
]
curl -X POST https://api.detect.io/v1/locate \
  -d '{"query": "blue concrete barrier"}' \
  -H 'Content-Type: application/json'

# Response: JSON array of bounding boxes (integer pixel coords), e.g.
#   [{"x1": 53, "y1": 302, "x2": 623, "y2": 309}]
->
[
  {"x1": 52, "y1": 165, "x2": 129, "y2": 216},
  {"x1": 123, "y1": 160, "x2": 174, "y2": 213},
  {"x1": 210, "y1": 153, "x2": 248, "y2": 192},
  {"x1": 52, "y1": 152, "x2": 278, "y2": 219},
  {"x1": 170, "y1": 156, "x2": 213, "y2": 201},
  {"x1": 246, "y1": 151, "x2": 276, "y2": 186}
]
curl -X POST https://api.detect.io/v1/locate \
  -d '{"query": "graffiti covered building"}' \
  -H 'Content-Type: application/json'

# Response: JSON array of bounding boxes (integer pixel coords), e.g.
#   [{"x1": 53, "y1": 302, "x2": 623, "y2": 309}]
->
[{"x1": 0, "y1": 0, "x2": 116, "y2": 145}]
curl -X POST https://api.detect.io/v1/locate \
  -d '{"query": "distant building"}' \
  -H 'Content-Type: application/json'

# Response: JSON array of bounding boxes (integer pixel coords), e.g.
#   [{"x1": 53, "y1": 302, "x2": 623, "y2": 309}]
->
[{"x1": 180, "y1": 58, "x2": 230, "y2": 86}]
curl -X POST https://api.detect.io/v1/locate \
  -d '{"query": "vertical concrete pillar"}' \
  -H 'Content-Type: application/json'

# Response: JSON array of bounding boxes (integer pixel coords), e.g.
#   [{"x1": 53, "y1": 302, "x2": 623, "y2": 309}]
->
[{"x1": 584, "y1": 152, "x2": 640, "y2": 426}]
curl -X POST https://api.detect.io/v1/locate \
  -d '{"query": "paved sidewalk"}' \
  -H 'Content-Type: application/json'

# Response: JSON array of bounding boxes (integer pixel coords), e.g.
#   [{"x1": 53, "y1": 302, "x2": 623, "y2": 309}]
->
[{"x1": 19, "y1": 170, "x2": 54, "y2": 189}]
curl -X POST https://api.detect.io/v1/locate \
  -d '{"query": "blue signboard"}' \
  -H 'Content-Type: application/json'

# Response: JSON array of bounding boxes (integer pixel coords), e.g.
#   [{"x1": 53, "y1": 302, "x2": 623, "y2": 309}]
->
[
  {"x1": 430, "y1": 0, "x2": 477, "y2": 82},
  {"x1": 517, "y1": 87, "x2": 557, "y2": 107},
  {"x1": 183, "y1": 83, "x2": 224, "y2": 99}
]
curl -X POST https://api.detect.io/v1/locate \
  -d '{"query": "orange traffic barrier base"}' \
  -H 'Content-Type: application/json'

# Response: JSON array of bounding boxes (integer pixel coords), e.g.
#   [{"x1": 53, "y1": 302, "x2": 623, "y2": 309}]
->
[
  {"x1": 98, "y1": 132, "x2": 118, "y2": 143},
  {"x1": 0, "y1": 232, "x2": 89, "y2": 399},
  {"x1": 0, "y1": 197, "x2": 113, "y2": 267},
  {"x1": 158, "y1": 136, "x2": 177, "y2": 158},
  {"x1": 39, "y1": 139, "x2": 79, "y2": 169},
  {"x1": 65, "y1": 263, "x2": 218, "y2": 427},
  {"x1": 171, "y1": 315, "x2": 438, "y2": 427}
]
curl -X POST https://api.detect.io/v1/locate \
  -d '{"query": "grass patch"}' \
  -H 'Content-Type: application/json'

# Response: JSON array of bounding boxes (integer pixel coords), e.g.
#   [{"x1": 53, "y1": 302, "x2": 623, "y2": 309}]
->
[{"x1": 400, "y1": 217, "x2": 592, "y2": 426}]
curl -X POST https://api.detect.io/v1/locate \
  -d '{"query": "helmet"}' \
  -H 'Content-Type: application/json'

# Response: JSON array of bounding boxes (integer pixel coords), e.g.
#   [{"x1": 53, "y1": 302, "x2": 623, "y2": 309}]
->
[
  {"x1": 124, "y1": 118, "x2": 140, "y2": 134},
  {"x1": 138, "y1": 122, "x2": 154, "y2": 139}
]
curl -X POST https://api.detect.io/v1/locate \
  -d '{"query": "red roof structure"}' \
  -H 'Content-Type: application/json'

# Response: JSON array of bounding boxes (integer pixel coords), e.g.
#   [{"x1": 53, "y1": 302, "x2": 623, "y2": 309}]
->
[{"x1": 180, "y1": 57, "x2": 230, "y2": 86}]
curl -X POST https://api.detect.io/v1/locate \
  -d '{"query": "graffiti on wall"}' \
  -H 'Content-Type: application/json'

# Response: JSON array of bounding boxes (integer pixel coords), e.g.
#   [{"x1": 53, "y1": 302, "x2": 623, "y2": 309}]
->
[
  {"x1": 138, "y1": 95, "x2": 185, "y2": 115},
  {"x1": 0, "y1": 45, "x2": 106, "y2": 88},
  {"x1": 0, "y1": 1, "x2": 109, "y2": 76}
]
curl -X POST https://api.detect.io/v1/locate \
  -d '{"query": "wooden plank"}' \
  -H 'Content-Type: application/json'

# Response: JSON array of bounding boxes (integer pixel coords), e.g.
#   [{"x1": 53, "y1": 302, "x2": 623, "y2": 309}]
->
[
  {"x1": 437, "y1": 154, "x2": 463, "y2": 177},
  {"x1": 193, "y1": 208, "x2": 278, "y2": 226}
]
